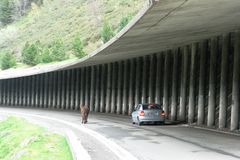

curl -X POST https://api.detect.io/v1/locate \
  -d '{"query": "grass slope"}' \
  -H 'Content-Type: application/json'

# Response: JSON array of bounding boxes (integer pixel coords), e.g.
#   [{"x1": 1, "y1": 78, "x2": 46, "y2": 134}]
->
[
  {"x1": 0, "y1": 0, "x2": 145, "y2": 59},
  {"x1": 0, "y1": 117, "x2": 73, "y2": 160}
]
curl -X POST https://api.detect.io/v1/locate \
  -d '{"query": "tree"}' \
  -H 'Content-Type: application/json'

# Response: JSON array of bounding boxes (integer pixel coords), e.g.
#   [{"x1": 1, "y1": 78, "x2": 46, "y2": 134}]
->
[
  {"x1": 100, "y1": 21, "x2": 114, "y2": 43},
  {"x1": 118, "y1": 14, "x2": 133, "y2": 32},
  {"x1": 0, "y1": 0, "x2": 14, "y2": 25},
  {"x1": 50, "y1": 39, "x2": 68, "y2": 61},
  {"x1": 0, "y1": 51, "x2": 16, "y2": 70},
  {"x1": 39, "y1": 47, "x2": 53, "y2": 63},
  {"x1": 21, "y1": 41, "x2": 41, "y2": 65},
  {"x1": 72, "y1": 35, "x2": 86, "y2": 58}
]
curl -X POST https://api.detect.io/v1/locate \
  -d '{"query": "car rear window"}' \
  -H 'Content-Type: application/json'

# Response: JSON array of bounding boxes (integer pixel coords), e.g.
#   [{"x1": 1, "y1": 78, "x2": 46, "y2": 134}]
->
[{"x1": 143, "y1": 104, "x2": 161, "y2": 110}]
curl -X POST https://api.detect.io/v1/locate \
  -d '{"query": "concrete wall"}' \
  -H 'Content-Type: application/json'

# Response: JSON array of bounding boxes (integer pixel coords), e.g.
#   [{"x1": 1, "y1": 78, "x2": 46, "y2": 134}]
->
[{"x1": 0, "y1": 31, "x2": 240, "y2": 131}]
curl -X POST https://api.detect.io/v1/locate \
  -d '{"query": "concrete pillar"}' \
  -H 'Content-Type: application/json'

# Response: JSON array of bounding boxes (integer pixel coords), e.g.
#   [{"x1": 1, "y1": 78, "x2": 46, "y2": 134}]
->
[
  {"x1": 16, "y1": 79, "x2": 20, "y2": 106},
  {"x1": 198, "y1": 40, "x2": 207, "y2": 125},
  {"x1": 41, "y1": 75, "x2": 45, "y2": 107},
  {"x1": 44, "y1": 73, "x2": 49, "y2": 108},
  {"x1": 65, "y1": 70, "x2": 71, "y2": 110},
  {"x1": 141, "y1": 56, "x2": 147, "y2": 104},
  {"x1": 100, "y1": 65, "x2": 106, "y2": 112},
  {"x1": 2, "y1": 80, "x2": 5, "y2": 105},
  {"x1": 26, "y1": 77, "x2": 29, "y2": 107},
  {"x1": 219, "y1": 34, "x2": 229, "y2": 129},
  {"x1": 188, "y1": 43, "x2": 197, "y2": 124},
  {"x1": 0, "y1": 80, "x2": 3, "y2": 105},
  {"x1": 135, "y1": 57, "x2": 141, "y2": 106},
  {"x1": 24, "y1": 78, "x2": 28, "y2": 106},
  {"x1": 41, "y1": 74, "x2": 45, "y2": 108},
  {"x1": 52, "y1": 72, "x2": 57, "y2": 109},
  {"x1": 5, "y1": 80, "x2": 7, "y2": 105},
  {"x1": 179, "y1": 46, "x2": 189, "y2": 121},
  {"x1": 155, "y1": 54, "x2": 162, "y2": 104},
  {"x1": 148, "y1": 55, "x2": 155, "y2": 104},
  {"x1": 0, "y1": 80, "x2": 2, "y2": 105},
  {"x1": 6, "y1": 80, "x2": 9, "y2": 106},
  {"x1": 75, "y1": 69, "x2": 80, "y2": 110},
  {"x1": 95, "y1": 65, "x2": 100, "y2": 112},
  {"x1": 85, "y1": 67, "x2": 90, "y2": 107},
  {"x1": 11, "y1": 79, "x2": 15, "y2": 106},
  {"x1": 207, "y1": 38, "x2": 217, "y2": 127},
  {"x1": 27, "y1": 77, "x2": 31, "y2": 106},
  {"x1": 18, "y1": 78, "x2": 23, "y2": 106},
  {"x1": 3, "y1": 80, "x2": 6, "y2": 105},
  {"x1": 25, "y1": 77, "x2": 29, "y2": 106},
  {"x1": 123, "y1": 60, "x2": 129, "y2": 115},
  {"x1": 9, "y1": 80, "x2": 12, "y2": 106},
  {"x1": 117, "y1": 61, "x2": 123, "y2": 114},
  {"x1": 31, "y1": 76, "x2": 35, "y2": 107},
  {"x1": 22, "y1": 78, "x2": 25, "y2": 106},
  {"x1": 6, "y1": 80, "x2": 9, "y2": 105},
  {"x1": 90, "y1": 66, "x2": 96, "y2": 112},
  {"x1": 163, "y1": 52, "x2": 170, "y2": 117},
  {"x1": 2, "y1": 80, "x2": 6, "y2": 105},
  {"x1": 36, "y1": 74, "x2": 42, "y2": 107},
  {"x1": 70, "y1": 69, "x2": 75, "y2": 110},
  {"x1": 80, "y1": 68, "x2": 85, "y2": 106},
  {"x1": 128, "y1": 59, "x2": 135, "y2": 115},
  {"x1": 21, "y1": 77, "x2": 25, "y2": 106},
  {"x1": 171, "y1": 49, "x2": 179, "y2": 121},
  {"x1": 56, "y1": 71, "x2": 62, "y2": 109},
  {"x1": 61, "y1": 71, "x2": 66, "y2": 109},
  {"x1": 106, "y1": 63, "x2": 112, "y2": 113},
  {"x1": 35, "y1": 75, "x2": 39, "y2": 107},
  {"x1": 231, "y1": 31, "x2": 240, "y2": 131},
  {"x1": 111, "y1": 63, "x2": 117, "y2": 113},
  {"x1": 48, "y1": 73, "x2": 53, "y2": 108},
  {"x1": 13, "y1": 79, "x2": 17, "y2": 106},
  {"x1": 8, "y1": 80, "x2": 11, "y2": 106}
]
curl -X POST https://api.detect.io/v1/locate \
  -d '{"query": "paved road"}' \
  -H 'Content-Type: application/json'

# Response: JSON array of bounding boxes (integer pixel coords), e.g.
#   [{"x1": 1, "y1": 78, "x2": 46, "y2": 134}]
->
[{"x1": 0, "y1": 107, "x2": 239, "y2": 160}]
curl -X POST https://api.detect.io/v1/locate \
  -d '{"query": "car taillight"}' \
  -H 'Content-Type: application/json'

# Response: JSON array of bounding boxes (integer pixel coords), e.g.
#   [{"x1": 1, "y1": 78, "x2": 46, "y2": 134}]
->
[
  {"x1": 161, "y1": 111, "x2": 165, "y2": 116},
  {"x1": 139, "y1": 111, "x2": 145, "y2": 116}
]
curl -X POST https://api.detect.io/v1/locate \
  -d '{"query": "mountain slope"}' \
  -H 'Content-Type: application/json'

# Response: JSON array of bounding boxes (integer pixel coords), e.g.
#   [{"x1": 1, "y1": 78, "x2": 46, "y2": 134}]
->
[{"x1": 0, "y1": 0, "x2": 146, "y2": 60}]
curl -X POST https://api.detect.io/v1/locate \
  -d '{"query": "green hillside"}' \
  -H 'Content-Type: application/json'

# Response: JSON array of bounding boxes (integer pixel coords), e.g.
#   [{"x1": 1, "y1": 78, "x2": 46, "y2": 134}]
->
[{"x1": 0, "y1": 0, "x2": 146, "y2": 69}]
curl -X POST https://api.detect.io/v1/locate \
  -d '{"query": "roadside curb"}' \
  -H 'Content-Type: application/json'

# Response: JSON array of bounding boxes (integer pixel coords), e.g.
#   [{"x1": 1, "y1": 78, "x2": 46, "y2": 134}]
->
[{"x1": 66, "y1": 130, "x2": 91, "y2": 160}]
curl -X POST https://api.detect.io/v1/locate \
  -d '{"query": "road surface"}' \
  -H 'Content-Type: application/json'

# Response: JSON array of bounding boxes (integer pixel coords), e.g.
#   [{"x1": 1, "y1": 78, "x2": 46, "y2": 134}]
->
[{"x1": 0, "y1": 107, "x2": 239, "y2": 160}]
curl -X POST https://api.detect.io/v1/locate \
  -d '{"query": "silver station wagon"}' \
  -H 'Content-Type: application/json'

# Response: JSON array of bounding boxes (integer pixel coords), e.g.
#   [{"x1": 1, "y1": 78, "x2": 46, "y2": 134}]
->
[{"x1": 131, "y1": 104, "x2": 165, "y2": 125}]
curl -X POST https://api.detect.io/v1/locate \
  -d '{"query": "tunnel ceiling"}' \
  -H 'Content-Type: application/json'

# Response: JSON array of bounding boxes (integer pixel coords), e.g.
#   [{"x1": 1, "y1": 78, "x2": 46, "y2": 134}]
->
[{"x1": 1, "y1": 0, "x2": 240, "y2": 79}]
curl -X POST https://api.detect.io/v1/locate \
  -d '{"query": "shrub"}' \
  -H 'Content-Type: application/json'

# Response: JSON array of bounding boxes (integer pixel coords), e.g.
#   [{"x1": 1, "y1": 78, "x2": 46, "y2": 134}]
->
[
  {"x1": 50, "y1": 39, "x2": 68, "y2": 61},
  {"x1": 100, "y1": 21, "x2": 114, "y2": 43},
  {"x1": 72, "y1": 35, "x2": 86, "y2": 58},
  {"x1": 21, "y1": 41, "x2": 42, "y2": 65},
  {"x1": 0, "y1": 51, "x2": 16, "y2": 70},
  {"x1": 39, "y1": 47, "x2": 53, "y2": 63},
  {"x1": 118, "y1": 14, "x2": 133, "y2": 31}
]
